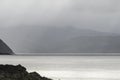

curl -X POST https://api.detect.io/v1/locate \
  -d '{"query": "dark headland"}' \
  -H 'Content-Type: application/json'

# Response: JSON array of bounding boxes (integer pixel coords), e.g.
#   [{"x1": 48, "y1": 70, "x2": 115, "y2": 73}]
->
[
  {"x1": 0, "y1": 64, "x2": 52, "y2": 80},
  {"x1": 0, "y1": 39, "x2": 14, "y2": 55}
]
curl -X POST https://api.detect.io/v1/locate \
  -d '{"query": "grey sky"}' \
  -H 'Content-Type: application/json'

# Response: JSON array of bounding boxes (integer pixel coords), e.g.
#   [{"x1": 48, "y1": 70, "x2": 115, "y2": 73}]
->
[
  {"x1": 0, "y1": 0, "x2": 120, "y2": 53},
  {"x1": 0, "y1": 0, "x2": 120, "y2": 32}
]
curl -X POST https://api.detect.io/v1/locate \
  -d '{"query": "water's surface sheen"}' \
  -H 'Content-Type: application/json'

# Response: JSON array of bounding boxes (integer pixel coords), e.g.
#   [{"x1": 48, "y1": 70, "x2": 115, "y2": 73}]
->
[{"x1": 0, "y1": 55, "x2": 120, "y2": 80}]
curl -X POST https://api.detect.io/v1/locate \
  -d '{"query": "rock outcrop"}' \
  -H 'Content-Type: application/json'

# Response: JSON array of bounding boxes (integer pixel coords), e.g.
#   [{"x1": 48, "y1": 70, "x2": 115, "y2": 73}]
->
[
  {"x1": 0, "y1": 39, "x2": 14, "y2": 55},
  {"x1": 0, "y1": 64, "x2": 52, "y2": 80}
]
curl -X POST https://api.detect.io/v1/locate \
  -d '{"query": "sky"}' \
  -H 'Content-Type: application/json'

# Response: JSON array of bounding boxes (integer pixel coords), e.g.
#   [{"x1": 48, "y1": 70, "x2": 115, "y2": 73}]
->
[
  {"x1": 0, "y1": 0, "x2": 120, "y2": 53},
  {"x1": 0, "y1": 56, "x2": 120, "y2": 80},
  {"x1": 0, "y1": 0, "x2": 120, "y2": 32}
]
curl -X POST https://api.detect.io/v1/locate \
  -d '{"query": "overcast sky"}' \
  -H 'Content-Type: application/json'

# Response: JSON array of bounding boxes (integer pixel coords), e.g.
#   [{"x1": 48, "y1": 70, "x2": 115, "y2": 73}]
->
[
  {"x1": 0, "y1": 0, "x2": 120, "y2": 53},
  {"x1": 0, "y1": 0, "x2": 120, "y2": 32}
]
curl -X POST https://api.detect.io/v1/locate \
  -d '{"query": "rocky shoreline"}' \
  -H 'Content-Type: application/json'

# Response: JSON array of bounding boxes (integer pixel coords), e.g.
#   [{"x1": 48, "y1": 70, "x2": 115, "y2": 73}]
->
[{"x1": 0, "y1": 64, "x2": 52, "y2": 80}]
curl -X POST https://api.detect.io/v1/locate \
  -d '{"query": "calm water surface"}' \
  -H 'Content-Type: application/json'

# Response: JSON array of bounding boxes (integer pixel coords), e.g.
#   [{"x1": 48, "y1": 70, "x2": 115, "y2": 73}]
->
[{"x1": 0, "y1": 56, "x2": 120, "y2": 80}]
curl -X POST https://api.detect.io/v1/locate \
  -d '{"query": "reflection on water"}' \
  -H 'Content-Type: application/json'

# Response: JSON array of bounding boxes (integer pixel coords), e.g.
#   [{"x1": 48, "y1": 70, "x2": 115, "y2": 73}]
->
[
  {"x1": 54, "y1": 78, "x2": 120, "y2": 80},
  {"x1": 0, "y1": 56, "x2": 120, "y2": 80}
]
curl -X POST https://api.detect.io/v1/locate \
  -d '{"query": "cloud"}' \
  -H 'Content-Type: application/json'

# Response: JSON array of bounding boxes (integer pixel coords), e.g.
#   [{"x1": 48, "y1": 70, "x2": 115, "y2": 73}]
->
[
  {"x1": 0, "y1": 0, "x2": 71, "y2": 27},
  {"x1": 0, "y1": 0, "x2": 120, "y2": 53},
  {"x1": 70, "y1": 0, "x2": 120, "y2": 13},
  {"x1": 0, "y1": 0, "x2": 120, "y2": 32}
]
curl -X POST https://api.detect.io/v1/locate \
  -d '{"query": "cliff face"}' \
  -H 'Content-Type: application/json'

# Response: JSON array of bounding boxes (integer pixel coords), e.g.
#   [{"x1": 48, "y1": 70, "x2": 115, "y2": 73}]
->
[
  {"x1": 0, "y1": 39, "x2": 14, "y2": 55},
  {"x1": 0, "y1": 64, "x2": 52, "y2": 80}
]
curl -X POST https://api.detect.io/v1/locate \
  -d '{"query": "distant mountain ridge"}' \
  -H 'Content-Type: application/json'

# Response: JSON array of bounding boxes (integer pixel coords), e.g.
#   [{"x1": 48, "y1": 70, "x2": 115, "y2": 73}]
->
[
  {"x1": 36, "y1": 27, "x2": 120, "y2": 53},
  {"x1": 0, "y1": 26, "x2": 120, "y2": 53}
]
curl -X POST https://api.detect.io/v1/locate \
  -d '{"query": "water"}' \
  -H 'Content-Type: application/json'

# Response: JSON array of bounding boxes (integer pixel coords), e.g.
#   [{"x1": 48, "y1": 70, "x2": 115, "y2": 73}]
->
[
  {"x1": 17, "y1": 53, "x2": 120, "y2": 56},
  {"x1": 0, "y1": 55, "x2": 120, "y2": 80}
]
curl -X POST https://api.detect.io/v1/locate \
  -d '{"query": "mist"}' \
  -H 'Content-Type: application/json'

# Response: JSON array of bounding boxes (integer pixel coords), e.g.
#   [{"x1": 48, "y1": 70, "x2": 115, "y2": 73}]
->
[{"x1": 0, "y1": 0, "x2": 120, "y2": 53}]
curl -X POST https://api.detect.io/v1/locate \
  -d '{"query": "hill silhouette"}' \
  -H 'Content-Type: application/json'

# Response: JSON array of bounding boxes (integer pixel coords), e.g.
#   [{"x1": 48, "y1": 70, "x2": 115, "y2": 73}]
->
[
  {"x1": 0, "y1": 39, "x2": 14, "y2": 55},
  {"x1": 0, "y1": 64, "x2": 52, "y2": 80}
]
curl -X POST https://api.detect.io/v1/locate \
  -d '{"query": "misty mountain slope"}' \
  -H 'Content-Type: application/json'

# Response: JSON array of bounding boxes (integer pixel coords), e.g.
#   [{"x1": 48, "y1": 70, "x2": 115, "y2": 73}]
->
[
  {"x1": 0, "y1": 27, "x2": 120, "y2": 53},
  {"x1": 0, "y1": 39, "x2": 14, "y2": 55},
  {"x1": 53, "y1": 36, "x2": 120, "y2": 53},
  {"x1": 28, "y1": 27, "x2": 120, "y2": 53}
]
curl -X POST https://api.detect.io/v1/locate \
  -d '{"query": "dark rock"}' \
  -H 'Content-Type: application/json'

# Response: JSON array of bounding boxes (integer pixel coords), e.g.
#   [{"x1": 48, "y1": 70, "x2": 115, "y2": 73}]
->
[
  {"x1": 0, "y1": 39, "x2": 14, "y2": 55},
  {"x1": 0, "y1": 64, "x2": 52, "y2": 80}
]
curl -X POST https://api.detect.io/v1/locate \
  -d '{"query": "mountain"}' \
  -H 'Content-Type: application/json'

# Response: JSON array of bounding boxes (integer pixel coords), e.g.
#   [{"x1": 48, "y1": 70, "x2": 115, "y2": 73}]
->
[
  {"x1": 0, "y1": 64, "x2": 52, "y2": 80},
  {"x1": 35, "y1": 27, "x2": 120, "y2": 53},
  {"x1": 21, "y1": 27, "x2": 120, "y2": 53},
  {"x1": 1, "y1": 26, "x2": 120, "y2": 53},
  {"x1": 0, "y1": 39, "x2": 14, "y2": 55}
]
